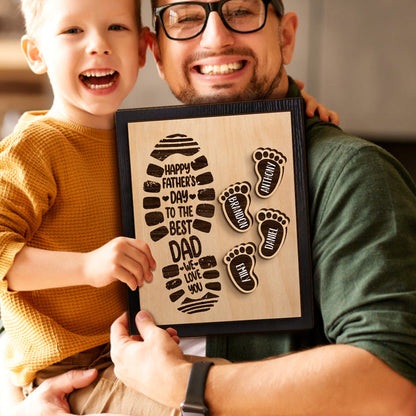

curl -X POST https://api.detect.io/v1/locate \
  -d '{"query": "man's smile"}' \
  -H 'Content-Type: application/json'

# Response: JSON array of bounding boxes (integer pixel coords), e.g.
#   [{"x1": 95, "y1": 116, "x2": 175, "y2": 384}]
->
[
  {"x1": 79, "y1": 69, "x2": 120, "y2": 90},
  {"x1": 197, "y1": 61, "x2": 245, "y2": 75}
]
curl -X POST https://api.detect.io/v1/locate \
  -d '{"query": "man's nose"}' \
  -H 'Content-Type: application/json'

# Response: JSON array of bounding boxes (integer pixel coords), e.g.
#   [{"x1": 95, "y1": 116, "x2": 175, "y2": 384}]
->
[
  {"x1": 86, "y1": 33, "x2": 112, "y2": 55},
  {"x1": 199, "y1": 12, "x2": 235, "y2": 49}
]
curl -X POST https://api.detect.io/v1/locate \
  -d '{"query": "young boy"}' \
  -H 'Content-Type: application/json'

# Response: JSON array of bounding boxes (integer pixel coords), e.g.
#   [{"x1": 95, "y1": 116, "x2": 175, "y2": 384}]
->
[
  {"x1": 0, "y1": 0, "x2": 337, "y2": 413},
  {"x1": 0, "y1": 0, "x2": 166, "y2": 413}
]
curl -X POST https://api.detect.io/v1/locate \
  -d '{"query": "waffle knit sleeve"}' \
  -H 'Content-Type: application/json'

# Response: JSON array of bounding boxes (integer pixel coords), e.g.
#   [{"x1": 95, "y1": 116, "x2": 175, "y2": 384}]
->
[{"x1": 0, "y1": 119, "x2": 57, "y2": 291}]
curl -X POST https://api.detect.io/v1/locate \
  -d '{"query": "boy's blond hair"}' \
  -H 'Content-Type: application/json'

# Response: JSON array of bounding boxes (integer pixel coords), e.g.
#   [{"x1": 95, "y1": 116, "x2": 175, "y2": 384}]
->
[{"x1": 21, "y1": 0, "x2": 142, "y2": 37}]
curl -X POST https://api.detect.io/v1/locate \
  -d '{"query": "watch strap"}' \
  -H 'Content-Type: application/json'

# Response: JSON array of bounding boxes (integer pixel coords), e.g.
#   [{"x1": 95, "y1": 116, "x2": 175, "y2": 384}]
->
[{"x1": 180, "y1": 361, "x2": 214, "y2": 416}]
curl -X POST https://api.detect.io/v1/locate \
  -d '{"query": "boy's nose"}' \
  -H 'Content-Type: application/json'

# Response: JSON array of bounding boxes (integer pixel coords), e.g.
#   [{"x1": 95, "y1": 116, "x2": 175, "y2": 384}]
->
[
  {"x1": 199, "y1": 12, "x2": 234, "y2": 49},
  {"x1": 86, "y1": 34, "x2": 112, "y2": 55}
]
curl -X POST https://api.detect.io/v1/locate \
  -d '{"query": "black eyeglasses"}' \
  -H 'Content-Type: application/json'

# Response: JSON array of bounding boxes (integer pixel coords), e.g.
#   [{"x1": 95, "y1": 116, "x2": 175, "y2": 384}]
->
[{"x1": 153, "y1": 0, "x2": 283, "y2": 41}]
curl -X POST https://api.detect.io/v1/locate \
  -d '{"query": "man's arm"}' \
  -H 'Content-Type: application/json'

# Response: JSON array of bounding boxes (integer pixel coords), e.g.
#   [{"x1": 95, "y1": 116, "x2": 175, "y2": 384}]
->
[{"x1": 111, "y1": 311, "x2": 416, "y2": 416}]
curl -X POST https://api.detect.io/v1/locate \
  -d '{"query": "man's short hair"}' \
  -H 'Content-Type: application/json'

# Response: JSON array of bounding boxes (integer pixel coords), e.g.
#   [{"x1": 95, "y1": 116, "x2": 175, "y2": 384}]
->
[
  {"x1": 151, "y1": 0, "x2": 284, "y2": 16},
  {"x1": 272, "y1": 0, "x2": 284, "y2": 15},
  {"x1": 20, "y1": 0, "x2": 143, "y2": 37}
]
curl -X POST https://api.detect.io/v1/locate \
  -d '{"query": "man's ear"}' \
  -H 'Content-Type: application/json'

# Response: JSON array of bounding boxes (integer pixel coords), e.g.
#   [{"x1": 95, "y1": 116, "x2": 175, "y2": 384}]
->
[
  {"x1": 146, "y1": 30, "x2": 166, "y2": 81},
  {"x1": 138, "y1": 27, "x2": 149, "y2": 69},
  {"x1": 280, "y1": 12, "x2": 298, "y2": 66},
  {"x1": 21, "y1": 35, "x2": 47, "y2": 74}
]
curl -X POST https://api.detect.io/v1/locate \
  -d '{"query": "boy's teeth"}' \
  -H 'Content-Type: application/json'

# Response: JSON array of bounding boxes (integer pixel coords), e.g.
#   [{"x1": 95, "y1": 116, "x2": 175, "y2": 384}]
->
[
  {"x1": 80, "y1": 70, "x2": 119, "y2": 89},
  {"x1": 88, "y1": 82, "x2": 115, "y2": 90},
  {"x1": 82, "y1": 70, "x2": 115, "y2": 77},
  {"x1": 199, "y1": 62, "x2": 243, "y2": 75}
]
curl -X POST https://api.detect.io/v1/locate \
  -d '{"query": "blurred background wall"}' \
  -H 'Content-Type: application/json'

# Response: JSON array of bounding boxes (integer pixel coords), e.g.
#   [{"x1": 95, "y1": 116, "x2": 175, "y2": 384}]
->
[{"x1": 1, "y1": 0, "x2": 416, "y2": 170}]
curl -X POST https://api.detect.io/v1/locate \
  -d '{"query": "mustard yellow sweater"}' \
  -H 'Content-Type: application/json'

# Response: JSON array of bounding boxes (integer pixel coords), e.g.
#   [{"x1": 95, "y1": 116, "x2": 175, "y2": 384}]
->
[{"x1": 0, "y1": 112, "x2": 126, "y2": 386}]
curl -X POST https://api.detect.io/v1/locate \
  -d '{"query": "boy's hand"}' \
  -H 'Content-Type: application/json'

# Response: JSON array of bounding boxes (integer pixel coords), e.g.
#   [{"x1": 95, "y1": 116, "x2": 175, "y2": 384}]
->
[{"x1": 82, "y1": 237, "x2": 156, "y2": 290}]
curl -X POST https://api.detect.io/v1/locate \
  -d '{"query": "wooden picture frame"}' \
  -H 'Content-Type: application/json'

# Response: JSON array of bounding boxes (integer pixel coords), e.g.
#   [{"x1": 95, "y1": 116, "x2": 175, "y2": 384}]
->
[{"x1": 116, "y1": 98, "x2": 313, "y2": 336}]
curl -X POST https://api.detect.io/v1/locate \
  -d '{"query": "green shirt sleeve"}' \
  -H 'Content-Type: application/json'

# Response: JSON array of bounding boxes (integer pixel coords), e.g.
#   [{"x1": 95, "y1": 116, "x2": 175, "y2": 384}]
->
[
  {"x1": 208, "y1": 79, "x2": 416, "y2": 386},
  {"x1": 307, "y1": 122, "x2": 416, "y2": 385}
]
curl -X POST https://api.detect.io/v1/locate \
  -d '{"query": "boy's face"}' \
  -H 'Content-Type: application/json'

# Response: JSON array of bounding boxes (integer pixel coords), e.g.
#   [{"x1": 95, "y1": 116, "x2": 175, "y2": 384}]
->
[{"x1": 23, "y1": 0, "x2": 146, "y2": 129}]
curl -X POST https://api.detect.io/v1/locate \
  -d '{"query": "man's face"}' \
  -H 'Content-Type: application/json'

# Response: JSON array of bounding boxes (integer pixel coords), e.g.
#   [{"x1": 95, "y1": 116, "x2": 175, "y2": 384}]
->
[{"x1": 151, "y1": 1, "x2": 297, "y2": 105}]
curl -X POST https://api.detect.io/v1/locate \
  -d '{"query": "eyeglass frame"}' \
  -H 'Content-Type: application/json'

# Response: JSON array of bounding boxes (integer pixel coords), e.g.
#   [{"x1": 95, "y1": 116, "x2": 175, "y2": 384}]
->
[{"x1": 153, "y1": 0, "x2": 284, "y2": 41}]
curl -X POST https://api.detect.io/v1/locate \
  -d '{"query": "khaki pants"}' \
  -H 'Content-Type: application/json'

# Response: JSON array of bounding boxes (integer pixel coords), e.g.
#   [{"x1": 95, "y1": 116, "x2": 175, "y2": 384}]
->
[
  {"x1": 25, "y1": 344, "x2": 226, "y2": 415},
  {"x1": 68, "y1": 363, "x2": 180, "y2": 416}
]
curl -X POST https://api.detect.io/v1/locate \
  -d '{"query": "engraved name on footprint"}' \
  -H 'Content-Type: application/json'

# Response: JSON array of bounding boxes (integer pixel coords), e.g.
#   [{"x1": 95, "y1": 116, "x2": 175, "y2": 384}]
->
[
  {"x1": 223, "y1": 242, "x2": 258, "y2": 294},
  {"x1": 256, "y1": 208, "x2": 290, "y2": 259},
  {"x1": 253, "y1": 147, "x2": 287, "y2": 198},
  {"x1": 143, "y1": 133, "x2": 221, "y2": 314},
  {"x1": 218, "y1": 182, "x2": 253, "y2": 232}
]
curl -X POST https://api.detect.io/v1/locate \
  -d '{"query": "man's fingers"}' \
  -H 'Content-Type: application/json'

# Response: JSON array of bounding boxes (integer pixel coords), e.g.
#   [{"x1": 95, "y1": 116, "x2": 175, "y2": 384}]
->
[
  {"x1": 98, "y1": 413, "x2": 131, "y2": 416},
  {"x1": 134, "y1": 310, "x2": 157, "y2": 338},
  {"x1": 134, "y1": 311, "x2": 180, "y2": 344},
  {"x1": 110, "y1": 312, "x2": 130, "y2": 345},
  {"x1": 294, "y1": 78, "x2": 305, "y2": 90},
  {"x1": 43, "y1": 369, "x2": 98, "y2": 396},
  {"x1": 329, "y1": 111, "x2": 340, "y2": 126},
  {"x1": 135, "y1": 310, "x2": 154, "y2": 324},
  {"x1": 166, "y1": 327, "x2": 180, "y2": 344}
]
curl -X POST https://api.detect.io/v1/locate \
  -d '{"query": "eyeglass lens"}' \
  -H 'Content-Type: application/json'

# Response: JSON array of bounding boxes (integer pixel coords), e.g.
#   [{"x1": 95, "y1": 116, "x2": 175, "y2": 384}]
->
[{"x1": 161, "y1": 0, "x2": 267, "y2": 40}]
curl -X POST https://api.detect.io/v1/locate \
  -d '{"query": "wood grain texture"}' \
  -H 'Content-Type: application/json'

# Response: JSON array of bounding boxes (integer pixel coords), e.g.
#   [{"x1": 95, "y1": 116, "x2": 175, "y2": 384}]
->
[{"x1": 116, "y1": 99, "x2": 313, "y2": 336}]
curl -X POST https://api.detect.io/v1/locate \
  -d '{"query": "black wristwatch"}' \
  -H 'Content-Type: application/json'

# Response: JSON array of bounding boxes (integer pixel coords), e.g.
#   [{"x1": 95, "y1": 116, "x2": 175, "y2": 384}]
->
[{"x1": 180, "y1": 361, "x2": 214, "y2": 416}]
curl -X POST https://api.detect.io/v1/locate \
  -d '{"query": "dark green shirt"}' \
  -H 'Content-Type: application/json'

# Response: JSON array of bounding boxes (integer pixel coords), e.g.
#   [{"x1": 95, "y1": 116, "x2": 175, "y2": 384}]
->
[{"x1": 206, "y1": 78, "x2": 416, "y2": 385}]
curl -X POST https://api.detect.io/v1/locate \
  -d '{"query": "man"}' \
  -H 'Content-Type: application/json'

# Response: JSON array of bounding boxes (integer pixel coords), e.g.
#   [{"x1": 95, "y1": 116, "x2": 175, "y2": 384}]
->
[
  {"x1": 9, "y1": 0, "x2": 416, "y2": 414},
  {"x1": 111, "y1": 1, "x2": 416, "y2": 411}
]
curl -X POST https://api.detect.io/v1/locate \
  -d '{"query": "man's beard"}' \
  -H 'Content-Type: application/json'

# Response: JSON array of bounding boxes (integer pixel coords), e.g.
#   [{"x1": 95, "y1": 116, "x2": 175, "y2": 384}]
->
[{"x1": 168, "y1": 47, "x2": 285, "y2": 105}]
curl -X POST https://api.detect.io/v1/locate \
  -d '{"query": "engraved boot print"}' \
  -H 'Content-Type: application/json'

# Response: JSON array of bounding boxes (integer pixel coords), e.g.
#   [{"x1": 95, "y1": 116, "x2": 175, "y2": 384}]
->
[{"x1": 143, "y1": 134, "x2": 221, "y2": 314}]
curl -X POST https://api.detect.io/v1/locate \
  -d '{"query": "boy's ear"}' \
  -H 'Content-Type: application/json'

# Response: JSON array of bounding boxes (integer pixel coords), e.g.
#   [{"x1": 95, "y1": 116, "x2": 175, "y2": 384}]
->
[
  {"x1": 21, "y1": 35, "x2": 48, "y2": 74},
  {"x1": 146, "y1": 30, "x2": 166, "y2": 81},
  {"x1": 280, "y1": 12, "x2": 298, "y2": 66}
]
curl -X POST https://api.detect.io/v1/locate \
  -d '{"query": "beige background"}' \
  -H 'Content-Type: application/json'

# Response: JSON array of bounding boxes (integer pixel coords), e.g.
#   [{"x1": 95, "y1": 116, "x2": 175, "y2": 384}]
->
[
  {"x1": 121, "y1": 0, "x2": 416, "y2": 141},
  {"x1": 1, "y1": 1, "x2": 415, "y2": 141}
]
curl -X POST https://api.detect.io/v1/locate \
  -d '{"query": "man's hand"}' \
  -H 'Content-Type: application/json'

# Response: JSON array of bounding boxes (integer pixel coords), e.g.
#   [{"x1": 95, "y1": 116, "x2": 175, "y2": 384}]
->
[
  {"x1": 10, "y1": 369, "x2": 128, "y2": 416},
  {"x1": 295, "y1": 79, "x2": 340, "y2": 125},
  {"x1": 110, "y1": 311, "x2": 190, "y2": 408}
]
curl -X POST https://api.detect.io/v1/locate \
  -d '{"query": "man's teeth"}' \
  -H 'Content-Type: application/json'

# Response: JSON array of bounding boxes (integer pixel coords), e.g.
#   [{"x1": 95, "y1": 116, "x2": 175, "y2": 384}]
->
[{"x1": 199, "y1": 62, "x2": 243, "y2": 75}]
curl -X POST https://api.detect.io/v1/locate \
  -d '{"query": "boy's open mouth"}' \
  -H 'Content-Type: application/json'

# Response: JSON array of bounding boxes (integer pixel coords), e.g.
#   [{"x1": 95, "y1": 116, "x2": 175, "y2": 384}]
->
[
  {"x1": 197, "y1": 61, "x2": 245, "y2": 75},
  {"x1": 79, "y1": 70, "x2": 120, "y2": 89}
]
